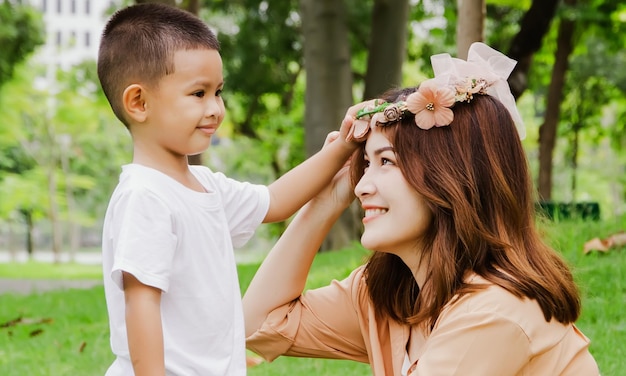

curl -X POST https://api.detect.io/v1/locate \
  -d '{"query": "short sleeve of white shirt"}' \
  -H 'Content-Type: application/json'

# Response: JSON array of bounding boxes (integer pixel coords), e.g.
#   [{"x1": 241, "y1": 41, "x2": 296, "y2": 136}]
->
[
  {"x1": 109, "y1": 187, "x2": 178, "y2": 292},
  {"x1": 191, "y1": 166, "x2": 270, "y2": 248},
  {"x1": 105, "y1": 165, "x2": 270, "y2": 293}
]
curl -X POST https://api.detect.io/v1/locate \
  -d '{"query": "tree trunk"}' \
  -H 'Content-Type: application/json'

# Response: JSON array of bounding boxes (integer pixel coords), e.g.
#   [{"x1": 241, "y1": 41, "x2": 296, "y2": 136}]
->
[
  {"x1": 507, "y1": 0, "x2": 559, "y2": 99},
  {"x1": 40, "y1": 111, "x2": 63, "y2": 263},
  {"x1": 570, "y1": 124, "x2": 580, "y2": 200},
  {"x1": 18, "y1": 209, "x2": 35, "y2": 259},
  {"x1": 185, "y1": 0, "x2": 199, "y2": 14},
  {"x1": 59, "y1": 134, "x2": 80, "y2": 262},
  {"x1": 300, "y1": 0, "x2": 353, "y2": 153},
  {"x1": 7, "y1": 221, "x2": 17, "y2": 262},
  {"x1": 48, "y1": 164, "x2": 63, "y2": 263},
  {"x1": 456, "y1": 0, "x2": 485, "y2": 59},
  {"x1": 537, "y1": 0, "x2": 576, "y2": 200},
  {"x1": 300, "y1": 0, "x2": 357, "y2": 250},
  {"x1": 23, "y1": 209, "x2": 34, "y2": 259},
  {"x1": 363, "y1": 0, "x2": 410, "y2": 99}
]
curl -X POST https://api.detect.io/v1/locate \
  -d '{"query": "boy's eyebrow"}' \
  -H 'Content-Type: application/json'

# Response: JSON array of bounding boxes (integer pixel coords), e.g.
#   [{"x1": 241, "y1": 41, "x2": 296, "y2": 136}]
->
[{"x1": 190, "y1": 79, "x2": 224, "y2": 87}]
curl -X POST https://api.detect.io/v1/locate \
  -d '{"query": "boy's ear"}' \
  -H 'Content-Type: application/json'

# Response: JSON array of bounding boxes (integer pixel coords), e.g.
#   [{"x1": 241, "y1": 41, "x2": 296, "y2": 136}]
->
[{"x1": 122, "y1": 84, "x2": 148, "y2": 123}]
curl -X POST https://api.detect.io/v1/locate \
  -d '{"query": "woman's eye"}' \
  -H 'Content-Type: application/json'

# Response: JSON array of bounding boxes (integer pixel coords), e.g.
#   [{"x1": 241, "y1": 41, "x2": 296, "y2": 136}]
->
[
  {"x1": 193, "y1": 90, "x2": 205, "y2": 98},
  {"x1": 216, "y1": 89, "x2": 223, "y2": 97},
  {"x1": 381, "y1": 157, "x2": 394, "y2": 166}
]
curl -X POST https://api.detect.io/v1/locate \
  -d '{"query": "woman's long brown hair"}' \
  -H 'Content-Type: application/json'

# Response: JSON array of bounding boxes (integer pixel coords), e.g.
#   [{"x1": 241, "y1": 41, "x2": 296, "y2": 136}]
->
[{"x1": 351, "y1": 88, "x2": 581, "y2": 330}]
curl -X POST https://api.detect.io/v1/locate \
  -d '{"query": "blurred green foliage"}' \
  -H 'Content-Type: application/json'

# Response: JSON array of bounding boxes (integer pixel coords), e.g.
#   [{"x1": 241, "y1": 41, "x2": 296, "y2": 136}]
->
[{"x1": 0, "y1": 1, "x2": 45, "y2": 90}]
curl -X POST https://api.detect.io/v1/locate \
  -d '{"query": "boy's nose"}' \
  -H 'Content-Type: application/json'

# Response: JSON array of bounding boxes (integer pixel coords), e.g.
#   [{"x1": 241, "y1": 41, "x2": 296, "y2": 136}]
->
[{"x1": 205, "y1": 98, "x2": 223, "y2": 119}]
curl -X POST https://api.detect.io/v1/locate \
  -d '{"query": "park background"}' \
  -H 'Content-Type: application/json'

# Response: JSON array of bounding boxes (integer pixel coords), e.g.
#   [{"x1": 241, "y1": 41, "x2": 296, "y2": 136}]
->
[{"x1": 1, "y1": 0, "x2": 625, "y2": 374}]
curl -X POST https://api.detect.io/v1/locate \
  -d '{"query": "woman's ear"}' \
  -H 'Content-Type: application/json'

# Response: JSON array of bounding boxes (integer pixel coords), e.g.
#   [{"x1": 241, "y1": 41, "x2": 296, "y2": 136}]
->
[{"x1": 122, "y1": 84, "x2": 148, "y2": 123}]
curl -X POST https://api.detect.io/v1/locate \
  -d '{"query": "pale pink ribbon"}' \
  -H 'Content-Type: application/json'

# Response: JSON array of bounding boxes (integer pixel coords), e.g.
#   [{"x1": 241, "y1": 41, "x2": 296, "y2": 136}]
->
[{"x1": 429, "y1": 42, "x2": 525, "y2": 139}]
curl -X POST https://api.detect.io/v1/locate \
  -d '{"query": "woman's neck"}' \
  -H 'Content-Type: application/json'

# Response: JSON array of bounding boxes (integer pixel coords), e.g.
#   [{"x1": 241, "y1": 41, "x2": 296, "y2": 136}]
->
[{"x1": 397, "y1": 248, "x2": 428, "y2": 288}]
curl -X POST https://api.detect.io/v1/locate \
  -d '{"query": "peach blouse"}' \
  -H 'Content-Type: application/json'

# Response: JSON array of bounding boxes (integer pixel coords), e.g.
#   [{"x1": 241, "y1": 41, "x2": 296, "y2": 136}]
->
[{"x1": 247, "y1": 266, "x2": 599, "y2": 375}]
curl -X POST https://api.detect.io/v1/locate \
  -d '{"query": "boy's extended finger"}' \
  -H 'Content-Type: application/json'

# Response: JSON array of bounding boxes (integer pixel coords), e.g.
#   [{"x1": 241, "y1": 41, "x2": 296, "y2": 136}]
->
[
  {"x1": 323, "y1": 131, "x2": 340, "y2": 148},
  {"x1": 346, "y1": 99, "x2": 380, "y2": 118},
  {"x1": 340, "y1": 99, "x2": 380, "y2": 130}
]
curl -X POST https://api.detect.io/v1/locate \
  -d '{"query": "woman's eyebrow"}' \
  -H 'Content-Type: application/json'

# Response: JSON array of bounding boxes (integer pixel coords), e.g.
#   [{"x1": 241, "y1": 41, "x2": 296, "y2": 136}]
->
[{"x1": 373, "y1": 146, "x2": 394, "y2": 156}]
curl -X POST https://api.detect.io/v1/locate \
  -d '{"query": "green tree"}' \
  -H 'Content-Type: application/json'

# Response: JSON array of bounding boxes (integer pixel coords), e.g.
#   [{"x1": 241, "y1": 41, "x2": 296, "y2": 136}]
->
[
  {"x1": 0, "y1": 60, "x2": 119, "y2": 261},
  {"x1": 534, "y1": 0, "x2": 626, "y2": 199},
  {"x1": 0, "y1": 1, "x2": 44, "y2": 90}
]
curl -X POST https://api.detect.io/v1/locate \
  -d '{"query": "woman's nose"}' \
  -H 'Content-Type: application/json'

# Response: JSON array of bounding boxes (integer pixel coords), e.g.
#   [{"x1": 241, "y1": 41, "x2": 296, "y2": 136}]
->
[{"x1": 354, "y1": 172, "x2": 374, "y2": 199}]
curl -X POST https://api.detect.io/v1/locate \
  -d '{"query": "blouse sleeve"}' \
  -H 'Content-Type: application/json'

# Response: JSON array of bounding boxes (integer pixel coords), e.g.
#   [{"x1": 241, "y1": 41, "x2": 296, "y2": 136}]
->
[
  {"x1": 412, "y1": 310, "x2": 530, "y2": 375},
  {"x1": 246, "y1": 267, "x2": 370, "y2": 363}
]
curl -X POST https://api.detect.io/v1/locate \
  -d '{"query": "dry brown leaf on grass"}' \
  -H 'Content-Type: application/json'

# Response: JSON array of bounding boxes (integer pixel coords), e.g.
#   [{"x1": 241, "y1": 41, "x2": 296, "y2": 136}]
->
[
  {"x1": 584, "y1": 231, "x2": 626, "y2": 254},
  {"x1": 0, "y1": 316, "x2": 53, "y2": 328}
]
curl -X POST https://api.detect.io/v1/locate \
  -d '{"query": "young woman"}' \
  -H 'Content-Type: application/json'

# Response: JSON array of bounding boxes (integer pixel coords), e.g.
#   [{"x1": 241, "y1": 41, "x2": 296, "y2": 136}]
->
[{"x1": 243, "y1": 43, "x2": 599, "y2": 375}]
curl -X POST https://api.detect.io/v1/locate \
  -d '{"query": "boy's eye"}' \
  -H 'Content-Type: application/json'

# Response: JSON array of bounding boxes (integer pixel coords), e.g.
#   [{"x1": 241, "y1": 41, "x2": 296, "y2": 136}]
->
[
  {"x1": 193, "y1": 90, "x2": 205, "y2": 98},
  {"x1": 216, "y1": 89, "x2": 223, "y2": 97}
]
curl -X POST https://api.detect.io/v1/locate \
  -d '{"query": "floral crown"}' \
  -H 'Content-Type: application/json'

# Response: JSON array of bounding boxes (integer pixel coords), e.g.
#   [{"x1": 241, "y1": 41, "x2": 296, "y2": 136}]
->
[{"x1": 346, "y1": 42, "x2": 525, "y2": 142}]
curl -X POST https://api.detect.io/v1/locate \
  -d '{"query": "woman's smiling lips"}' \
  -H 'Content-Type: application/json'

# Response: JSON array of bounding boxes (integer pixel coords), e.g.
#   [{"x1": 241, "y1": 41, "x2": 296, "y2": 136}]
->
[{"x1": 362, "y1": 206, "x2": 388, "y2": 224}]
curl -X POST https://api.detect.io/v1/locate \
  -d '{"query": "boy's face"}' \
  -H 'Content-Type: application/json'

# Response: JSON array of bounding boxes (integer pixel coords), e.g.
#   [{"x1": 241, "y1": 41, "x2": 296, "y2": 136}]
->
[{"x1": 139, "y1": 48, "x2": 225, "y2": 158}]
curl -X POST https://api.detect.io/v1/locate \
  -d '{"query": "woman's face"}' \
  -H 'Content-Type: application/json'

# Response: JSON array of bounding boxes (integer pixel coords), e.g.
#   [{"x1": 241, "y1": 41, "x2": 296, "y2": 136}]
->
[{"x1": 354, "y1": 128, "x2": 433, "y2": 265}]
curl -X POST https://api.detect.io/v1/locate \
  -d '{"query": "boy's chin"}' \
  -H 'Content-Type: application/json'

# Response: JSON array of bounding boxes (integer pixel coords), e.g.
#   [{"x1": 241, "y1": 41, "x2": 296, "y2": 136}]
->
[{"x1": 187, "y1": 150, "x2": 208, "y2": 160}]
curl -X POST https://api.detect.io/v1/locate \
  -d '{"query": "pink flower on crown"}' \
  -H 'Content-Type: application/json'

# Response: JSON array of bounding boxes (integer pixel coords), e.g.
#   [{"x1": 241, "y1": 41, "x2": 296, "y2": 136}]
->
[{"x1": 405, "y1": 81, "x2": 455, "y2": 129}]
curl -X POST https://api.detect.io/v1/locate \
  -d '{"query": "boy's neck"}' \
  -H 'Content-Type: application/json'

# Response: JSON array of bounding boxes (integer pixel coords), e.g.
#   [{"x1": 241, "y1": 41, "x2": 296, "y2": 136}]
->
[{"x1": 132, "y1": 150, "x2": 206, "y2": 193}]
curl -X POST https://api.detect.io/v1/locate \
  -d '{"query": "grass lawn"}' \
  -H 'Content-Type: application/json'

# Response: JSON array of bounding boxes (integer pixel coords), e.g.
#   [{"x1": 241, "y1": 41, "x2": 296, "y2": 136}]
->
[
  {"x1": 0, "y1": 217, "x2": 624, "y2": 375},
  {"x1": 0, "y1": 262, "x2": 102, "y2": 280}
]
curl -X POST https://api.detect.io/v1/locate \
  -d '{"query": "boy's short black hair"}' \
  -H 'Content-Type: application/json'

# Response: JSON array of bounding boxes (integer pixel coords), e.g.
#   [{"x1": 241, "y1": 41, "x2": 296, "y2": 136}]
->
[{"x1": 97, "y1": 3, "x2": 220, "y2": 127}]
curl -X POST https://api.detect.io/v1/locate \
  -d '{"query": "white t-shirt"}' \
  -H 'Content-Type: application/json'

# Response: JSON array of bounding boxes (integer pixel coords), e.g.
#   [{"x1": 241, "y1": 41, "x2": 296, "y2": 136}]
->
[{"x1": 102, "y1": 164, "x2": 270, "y2": 376}]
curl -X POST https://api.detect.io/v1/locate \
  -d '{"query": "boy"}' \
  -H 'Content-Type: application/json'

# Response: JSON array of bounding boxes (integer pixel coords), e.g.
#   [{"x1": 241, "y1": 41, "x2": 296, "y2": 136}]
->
[{"x1": 97, "y1": 3, "x2": 362, "y2": 375}]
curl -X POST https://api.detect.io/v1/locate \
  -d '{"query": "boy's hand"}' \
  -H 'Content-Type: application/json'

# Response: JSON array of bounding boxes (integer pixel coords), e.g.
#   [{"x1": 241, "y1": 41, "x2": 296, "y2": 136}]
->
[
  {"x1": 310, "y1": 131, "x2": 355, "y2": 211},
  {"x1": 339, "y1": 99, "x2": 380, "y2": 145}
]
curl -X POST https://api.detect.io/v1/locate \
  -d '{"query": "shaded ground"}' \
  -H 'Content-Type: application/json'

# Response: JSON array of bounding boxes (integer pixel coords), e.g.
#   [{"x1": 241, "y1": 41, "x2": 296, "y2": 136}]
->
[
  {"x1": 0, "y1": 278, "x2": 102, "y2": 295},
  {"x1": 0, "y1": 243, "x2": 269, "y2": 295},
  {"x1": 0, "y1": 250, "x2": 102, "y2": 264},
  {"x1": 0, "y1": 251, "x2": 102, "y2": 295}
]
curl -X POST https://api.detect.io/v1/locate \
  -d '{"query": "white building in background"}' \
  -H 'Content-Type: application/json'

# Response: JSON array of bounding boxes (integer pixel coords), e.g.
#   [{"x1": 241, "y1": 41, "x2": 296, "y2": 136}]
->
[{"x1": 28, "y1": 0, "x2": 116, "y2": 80}]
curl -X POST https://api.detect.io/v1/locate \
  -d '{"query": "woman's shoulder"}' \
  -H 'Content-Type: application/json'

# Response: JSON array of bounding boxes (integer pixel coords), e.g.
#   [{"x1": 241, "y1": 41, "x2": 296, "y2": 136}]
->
[
  {"x1": 456, "y1": 274, "x2": 540, "y2": 314},
  {"x1": 440, "y1": 274, "x2": 573, "y2": 349}
]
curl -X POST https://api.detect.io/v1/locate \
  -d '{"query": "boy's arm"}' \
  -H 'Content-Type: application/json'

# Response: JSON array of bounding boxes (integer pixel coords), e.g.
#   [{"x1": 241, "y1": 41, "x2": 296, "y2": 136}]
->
[
  {"x1": 244, "y1": 132, "x2": 355, "y2": 336},
  {"x1": 263, "y1": 100, "x2": 375, "y2": 223},
  {"x1": 123, "y1": 272, "x2": 166, "y2": 376}
]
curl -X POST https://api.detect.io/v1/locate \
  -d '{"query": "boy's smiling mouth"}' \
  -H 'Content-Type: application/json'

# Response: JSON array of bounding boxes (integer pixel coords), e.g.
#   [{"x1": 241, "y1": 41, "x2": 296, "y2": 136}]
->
[{"x1": 196, "y1": 125, "x2": 217, "y2": 135}]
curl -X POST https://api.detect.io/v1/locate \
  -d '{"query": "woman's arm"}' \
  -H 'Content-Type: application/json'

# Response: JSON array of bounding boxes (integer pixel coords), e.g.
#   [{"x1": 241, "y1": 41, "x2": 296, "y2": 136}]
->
[{"x1": 243, "y1": 132, "x2": 355, "y2": 337}]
